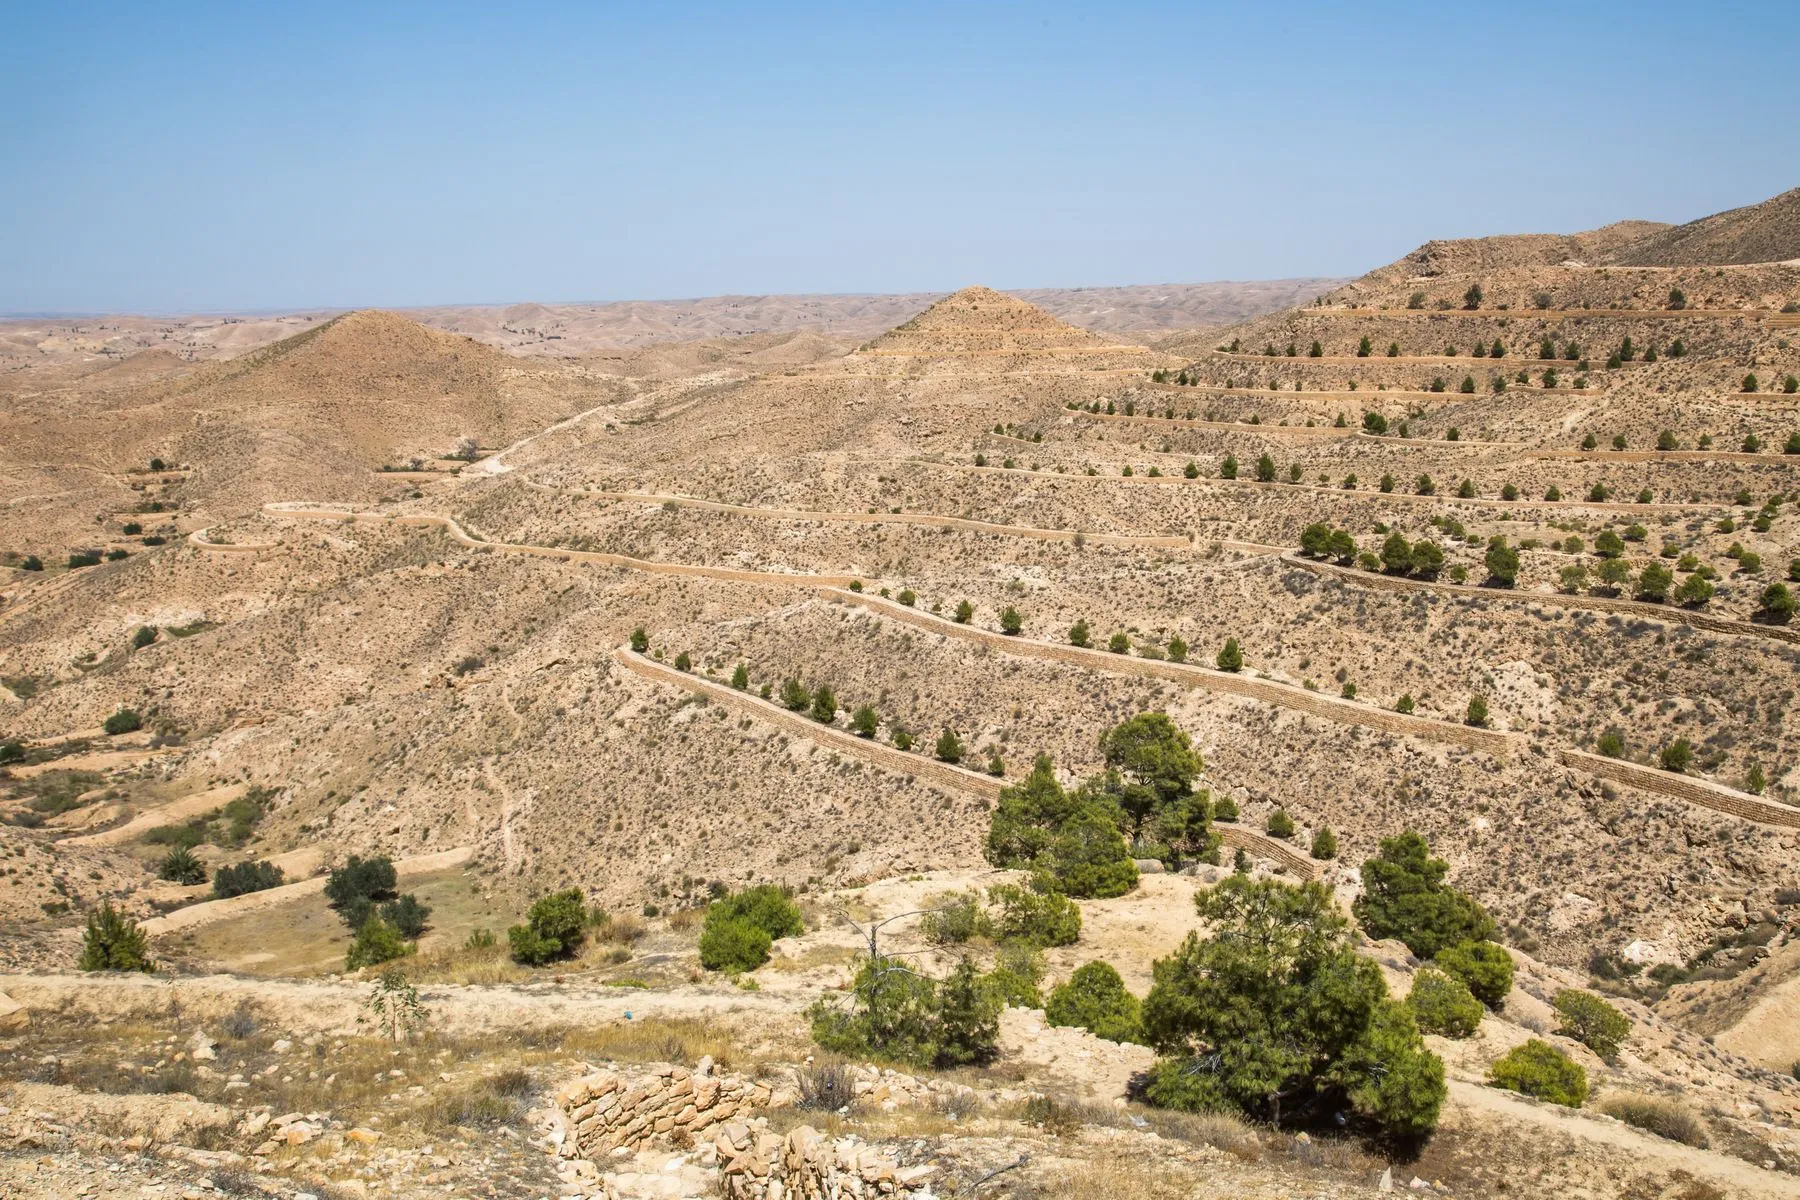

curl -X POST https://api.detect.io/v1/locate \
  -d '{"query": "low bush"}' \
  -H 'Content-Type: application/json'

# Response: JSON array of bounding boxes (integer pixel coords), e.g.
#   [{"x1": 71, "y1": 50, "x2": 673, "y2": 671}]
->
[
  {"x1": 508, "y1": 888, "x2": 590, "y2": 965},
  {"x1": 157, "y1": 847, "x2": 207, "y2": 885},
  {"x1": 1045, "y1": 960, "x2": 1142, "y2": 1044},
  {"x1": 103, "y1": 709, "x2": 143, "y2": 735},
  {"x1": 700, "y1": 885, "x2": 803, "y2": 972},
  {"x1": 1553, "y1": 989, "x2": 1630, "y2": 1062},
  {"x1": 212, "y1": 859, "x2": 285, "y2": 899},
  {"x1": 1488, "y1": 1039, "x2": 1587, "y2": 1107},
  {"x1": 1405, "y1": 968, "x2": 1483, "y2": 1038},
  {"x1": 987, "y1": 882, "x2": 1081, "y2": 948},
  {"x1": 1434, "y1": 939, "x2": 1514, "y2": 1009}
]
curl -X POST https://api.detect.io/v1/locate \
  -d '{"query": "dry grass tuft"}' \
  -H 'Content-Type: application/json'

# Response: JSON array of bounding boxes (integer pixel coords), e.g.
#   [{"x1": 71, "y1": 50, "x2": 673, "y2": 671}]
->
[{"x1": 1599, "y1": 1092, "x2": 1711, "y2": 1148}]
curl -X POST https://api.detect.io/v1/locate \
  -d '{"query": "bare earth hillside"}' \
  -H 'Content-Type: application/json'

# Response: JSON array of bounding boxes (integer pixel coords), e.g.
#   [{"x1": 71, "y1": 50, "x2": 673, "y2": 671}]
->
[{"x1": 5, "y1": 191, "x2": 1800, "y2": 1199}]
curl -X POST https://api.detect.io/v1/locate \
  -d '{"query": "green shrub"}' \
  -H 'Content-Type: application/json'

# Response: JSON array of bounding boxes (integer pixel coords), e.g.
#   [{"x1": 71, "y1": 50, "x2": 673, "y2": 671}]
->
[
  {"x1": 698, "y1": 916, "x2": 772, "y2": 974},
  {"x1": 953, "y1": 599, "x2": 973, "y2": 623},
  {"x1": 1038, "y1": 808, "x2": 1138, "y2": 898},
  {"x1": 212, "y1": 859, "x2": 284, "y2": 899},
  {"x1": 981, "y1": 942, "x2": 1045, "y2": 1009},
  {"x1": 1489, "y1": 1039, "x2": 1587, "y2": 1107},
  {"x1": 809, "y1": 686, "x2": 838, "y2": 724},
  {"x1": 1434, "y1": 940, "x2": 1514, "y2": 1009},
  {"x1": 1266, "y1": 809, "x2": 1295, "y2": 838},
  {"x1": 1553, "y1": 989, "x2": 1630, "y2": 1062},
  {"x1": 1310, "y1": 826, "x2": 1337, "y2": 860},
  {"x1": 850, "y1": 705, "x2": 878, "y2": 738},
  {"x1": 780, "y1": 678, "x2": 810, "y2": 711},
  {"x1": 346, "y1": 917, "x2": 412, "y2": 971},
  {"x1": 131, "y1": 626, "x2": 157, "y2": 650},
  {"x1": 1067, "y1": 619, "x2": 1091, "y2": 647},
  {"x1": 103, "y1": 709, "x2": 143, "y2": 735},
  {"x1": 700, "y1": 885, "x2": 803, "y2": 972},
  {"x1": 999, "y1": 606, "x2": 1022, "y2": 635},
  {"x1": 629, "y1": 627, "x2": 648, "y2": 652},
  {"x1": 78, "y1": 902, "x2": 153, "y2": 972},
  {"x1": 508, "y1": 887, "x2": 589, "y2": 965},
  {"x1": 987, "y1": 883, "x2": 1081, "y2": 947},
  {"x1": 1046, "y1": 961, "x2": 1142, "y2": 1044},
  {"x1": 918, "y1": 890, "x2": 988, "y2": 945},
  {"x1": 1405, "y1": 968, "x2": 1483, "y2": 1038}
]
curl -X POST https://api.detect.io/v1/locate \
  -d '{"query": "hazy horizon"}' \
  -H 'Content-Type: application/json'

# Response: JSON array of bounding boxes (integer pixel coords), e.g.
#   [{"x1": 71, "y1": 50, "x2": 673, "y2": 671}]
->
[{"x1": 5, "y1": 0, "x2": 1795, "y2": 313}]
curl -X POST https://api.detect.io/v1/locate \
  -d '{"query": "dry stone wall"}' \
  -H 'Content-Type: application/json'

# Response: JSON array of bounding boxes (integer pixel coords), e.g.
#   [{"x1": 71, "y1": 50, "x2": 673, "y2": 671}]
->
[
  {"x1": 830, "y1": 589, "x2": 1518, "y2": 756},
  {"x1": 1286, "y1": 553, "x2": 1800, "y2": 646},
  {"x1": 716, "y1": 1124, "x2": 937, "y2": 1200},
  {"x1": 551, "y1": 1060, "x2": 792, "y2": 1160},
  {"x1": 1558, "y1": 748, "x2": 1800, "y2": 828}
]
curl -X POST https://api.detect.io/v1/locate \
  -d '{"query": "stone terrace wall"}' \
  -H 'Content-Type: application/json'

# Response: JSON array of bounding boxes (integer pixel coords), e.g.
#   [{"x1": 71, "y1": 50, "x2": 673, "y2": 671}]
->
[
  {"x1": 1558, "y1": 748, "x2": 1800, "y2": 829},
  {"x1": 1286, "y1": 553, "x2": 1800, "y2": 647},
  {"x1": 830, "y1": 589, "x2": 1519, "y2": 756}
]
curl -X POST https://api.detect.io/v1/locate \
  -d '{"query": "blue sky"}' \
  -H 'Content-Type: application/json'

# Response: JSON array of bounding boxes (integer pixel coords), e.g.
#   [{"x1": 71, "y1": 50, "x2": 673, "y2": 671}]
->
[{"x1": 3, "y1": 1, "x2": 1795, "y2": 314}]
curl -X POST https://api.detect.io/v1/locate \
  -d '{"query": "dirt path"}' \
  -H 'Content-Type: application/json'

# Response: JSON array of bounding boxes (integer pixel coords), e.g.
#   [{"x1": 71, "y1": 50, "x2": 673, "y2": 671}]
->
[
  {"x1": 528, "y1": 483, "x2": 1195, "y2": 549},
  {"x1": 64, "y1": 783, "x2": 246, "y2": 848},
  {"x1": 187, "y1": 528, "x2": 277, "y2": 553},
  {"x1": 1443, "y1": 1078, "x2": 1793, "y2": 1198},
  {"x1": 137, "y1": 846, "x2": 474, "y2": 935},
  {"x1": 262, "y1": 504, "x2": 859, "y2": 587}
]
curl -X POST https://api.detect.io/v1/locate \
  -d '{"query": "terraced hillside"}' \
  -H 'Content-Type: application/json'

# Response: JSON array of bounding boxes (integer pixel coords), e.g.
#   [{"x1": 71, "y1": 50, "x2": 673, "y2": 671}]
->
[{"x1": 6, "y1": 194, "x2": 1800, "y2": 1198}]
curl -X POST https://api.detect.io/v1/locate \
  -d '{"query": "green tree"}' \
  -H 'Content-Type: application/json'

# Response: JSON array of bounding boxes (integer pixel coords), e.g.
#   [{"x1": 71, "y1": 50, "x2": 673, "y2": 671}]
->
[
  {"x1": 1167, "y1": 635, "x2": 1188, "y2": 663},
  {"x1": 381, "y1": 894, "x2": 432, "y2": 939},
  {"x1": 1220, "y1": 454, "x2": 1239, "y2": 479},
  {"x1": 998, "y1": 606, "x2": 1023, "y2": 635},
  {"x1": 1596, "y1": 557, "x2": 1631, "y2": 592},
  {"x1": 1459, "y1": 375, "x2": 1476, "y2": 394},
  {"x1": 1463, "y1": 283, "x2": 1483, "y2": 309},
  {"x1": 986, "y1": 754, "x2": 1085, "y2": 867},
  {"x1": 935, "y1": 728, "x2": 963, "y2": 763},
  {"x1": 630, "y1": 627, "x2": 649, "y2": 653},
  {"x1": 780, "y1": 677, "x2": 810, "y2": 711},
  {"x1": 1140, "y1": 876, "x2": 1445, "y2": 1140},
  {"x1": 1310, "y1": 825, "x2": 1337, "y2": 860},
  {"x1": 1068, "y1": 619, "x2": 1091, "y2": 647},
  {"x1": 730, "y1": 662, "x2": 749, "y2": 689},
  {"x1": 1594, "y1": 529, "x2": 1624, "y2": 558},
  {"x1": 1434, "y1": 940, "x2": 1514, "y2": 1009},
  {"x1": 1266, "y1": 808, "x2": 1296, "y2": 838},
  {"x1": 78, "y1": 902, "x2": 153, "y2": 972},
  {"x1": 1363, "y1": 411, "x2": 1389, "y2": 434},
  {"x1": 809, "y1": 685, "x2": 838, "y2": 724},
  {"x1": 1098, "y1": 712, "x2": 1204, "y2": 842},
  {"x1": 1553, "y1": 989, "x2": 1630, "y2": 1063},
  {"x1": 1406, "y1": 968, "x2": 1483, "y2": 1038},
  {"x1": 1300, "y1": 522, "x2": 1332, "y2": 557},
  {"x1": 1046, "y1": 961, "x2": 1142, "y2": 1044},
  {"x1": 1676, "y1": 573, "x2": 1714, "y2": 606},
  {"x1": 1659, "y1": 739, "x2": 1693, "y2": 773},
  {"x1": 851, "y1": 704, "x2": 878, "y2": 738},
  {"x1": 1353, "y1": 832, "x2": 1495, "y2": 958},
  {"x1": 1484, "y1": 537, "x2": 1520, "y2": 585},
  {"x1": 1255, "y1": 453, "x2": 1276, "y2": 482},
  {"x1": 1490, "y1": 1040, "x2": 1587, "y2": 1106},
  {"x1": 1466, "y1": 696, "x2": 1489, "y2": 727},
  {"x1": 508, "y1": 888, "x2": 589, "y2": 965},
  {"x1": 1380, "y1": 531, "x2": 1412, "y2": 573},
  {"x1": 954, "y1": 599, "x2": 973, "y2": 624},
  {"x1": 325, "y1": 855, "x2": 399, "y2": 931},
  {"x1": 1636, "y1": 561, "x2": 1674, "y2": 602},
  {"x1": 1216, "y1": 638, "x2": 1243, "y2": 672},
  {"x1": 1038, "y1": 807, "x2": 1139, "y2": 898}
]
